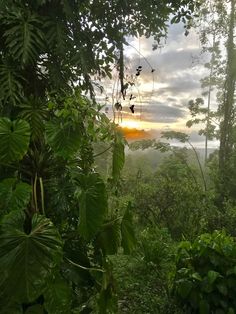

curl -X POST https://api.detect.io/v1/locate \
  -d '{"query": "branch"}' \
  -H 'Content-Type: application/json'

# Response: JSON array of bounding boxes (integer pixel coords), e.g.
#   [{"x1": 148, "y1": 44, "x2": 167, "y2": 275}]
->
[{"x1": 93, "y1": 145, "x2": 112, "y2": 158}]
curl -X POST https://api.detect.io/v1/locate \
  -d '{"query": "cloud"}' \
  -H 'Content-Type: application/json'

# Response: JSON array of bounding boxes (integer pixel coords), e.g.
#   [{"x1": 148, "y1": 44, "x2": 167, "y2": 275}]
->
[
  {"x1": 95, "y1": 20, "x2": 212, "y2": 144},
  {"x1": 121, "y1": 102, "x2": 187, "y2": 124},
  {"x1": 142, "y1": 103, "x2": 186, "y2": 123}
]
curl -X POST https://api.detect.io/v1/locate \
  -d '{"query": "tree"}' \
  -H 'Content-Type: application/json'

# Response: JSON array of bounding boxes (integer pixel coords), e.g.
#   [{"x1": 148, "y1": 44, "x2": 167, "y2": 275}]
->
[
  {"x1": 218, "y1": 0, "x2": 236, "y2": 201},
  {"x1": 0, "y1": 0, "x2": 200, "y2": 312}
]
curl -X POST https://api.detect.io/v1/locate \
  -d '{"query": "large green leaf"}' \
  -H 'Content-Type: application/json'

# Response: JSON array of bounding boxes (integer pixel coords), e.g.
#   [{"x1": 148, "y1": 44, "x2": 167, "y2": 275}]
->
[
  {"x1": 0, "y1": 64, "x2": 24, "y2": 105},
  {"x1": 44, "y1": 274, "x2": 72, "y2": 314},
  {"x1": 112, "y1": 130, "x2": 125, "y2": 181},
  {"x1": 0, "y1": 211, "x2": 62, "y2": 304},
  {"x1": 78, "y1": 172, "x2": 107, "y2": 240},
  {"x1": 45, "y1": 120, "x2": 82, "y2": 158},
  {"x1": 19, "y1": 98, "x2": 49, "y2": 140},
  {"x1": 3, "y1": 11, "x2": 45, "y2": 65},
  {"x1": 121, "y1": 203, "x2": 136, "y2": 254},
  {"x1": 95, "y1": 219, "x2": 121, "y2": 255},
  {"x1": 0, "y1": 301, "x2": 22, "y2": 314},
  {"x1": 0, "y1": 118, "x2": 30, "y2": 162},
  {"x1": 25, "y1": 305, "x2": 44, "y2": 314},
  {"x1": 0, "y1": 178, "x2": 31, "y2": 214}
]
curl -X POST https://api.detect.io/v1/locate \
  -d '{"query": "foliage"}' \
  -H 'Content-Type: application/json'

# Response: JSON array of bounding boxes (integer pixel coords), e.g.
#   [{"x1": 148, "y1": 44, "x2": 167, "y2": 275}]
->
[
  {"x1": 139, "y1": 226, "x2": 175, "y2": 266},
  {"x1": 111, "y1": 226, "x2": 178, "y2": 314},
  {"x1": 174, "y1": 231, "x2": 236, "y2": 313},
  {"x1": 0, "y1": 211, "x2": 62, "y2": 304},
  {"x1": 0, "y1": 0, "x2": 201, "y2": 312}
]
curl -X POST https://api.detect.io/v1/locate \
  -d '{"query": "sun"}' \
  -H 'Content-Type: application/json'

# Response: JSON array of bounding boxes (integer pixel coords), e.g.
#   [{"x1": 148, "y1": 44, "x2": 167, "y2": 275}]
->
[{"x1": 119, "y1": 119, "x2": 141, "y2": 129}]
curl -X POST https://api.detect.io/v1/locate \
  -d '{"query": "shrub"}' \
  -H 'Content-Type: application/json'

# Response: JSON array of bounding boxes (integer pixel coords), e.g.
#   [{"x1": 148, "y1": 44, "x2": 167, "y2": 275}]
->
[
  {"x1": 139, "y1": 226, "x2": 174, "y2": 267},
  {"x1": 174, "y1": 231, "x2": 236, "y2": 313}
]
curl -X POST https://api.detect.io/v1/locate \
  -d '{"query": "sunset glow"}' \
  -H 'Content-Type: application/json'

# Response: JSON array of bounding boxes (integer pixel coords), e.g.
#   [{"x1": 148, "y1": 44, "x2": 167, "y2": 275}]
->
[{"x1": 119, "y1": 119, "x2": 142, "y2": 129}]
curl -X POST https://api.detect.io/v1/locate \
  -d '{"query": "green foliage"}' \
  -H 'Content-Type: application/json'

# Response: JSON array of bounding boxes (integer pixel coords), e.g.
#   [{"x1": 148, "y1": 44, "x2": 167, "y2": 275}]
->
[
  {"x1": 174, "y1": 231, "x2": 236, "y2": 312},
  {"x1": 0, "y1": 178, "x2": 31, "y2": 214},
  {"x1": 112, "y1": 226, "x2": 176, "y2": 314},
  {"x1": 2, "y1": 10, "x2": 45, "y2": 65},
  {"x1": 0, "y1": 64, "x2": 24, "y2": 106},
  {"x1": 18, "y1": 98, "x2": 48, "y2": 140},
  {"x1": 121, "y1": 203, "x2": 137, "y2": 254},
  {"x1": 95, "y1": 218, "x2": 121, "y2": 255},
  {"x1": 139, "y1": 227, "x2": 174, "y2": 266},
  {"x1": 0, "y1": 211, "x2": 62, "y2": 304},
  {"x1": 25, "y1": 305, "x2": 44, "y2": 314},
  {"x1": 161, "y1": 130, "x2": 190, "y2": 143},
  {"x1": 0, "y1": 0, "x2": 200, "y2": 311},
  {"x1": 112, "y1": 130, "x2": 125, "y2": 182},
  {"x1": 44, "y1": 273, "x2": 72, "y2": 314},
  {"x1": 0, "y1": 118, "x2": 30, "y2": 162},
  {"x1": 45, "y1": 120, "x2": 82, "y2": 159},
  {"x1": 77, "y1": 172, "x2": 108, "y2": 240}
]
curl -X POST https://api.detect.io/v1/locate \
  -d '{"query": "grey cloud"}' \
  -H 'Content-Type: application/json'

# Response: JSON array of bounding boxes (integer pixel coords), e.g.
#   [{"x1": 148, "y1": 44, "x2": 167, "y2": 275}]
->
[{"x1": 122, "y1": 102, "x2": 187, "y2": 123}]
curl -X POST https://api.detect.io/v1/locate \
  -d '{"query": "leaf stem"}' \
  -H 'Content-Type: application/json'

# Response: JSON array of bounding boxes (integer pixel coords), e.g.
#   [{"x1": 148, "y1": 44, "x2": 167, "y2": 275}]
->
[{"x1": 65, "y1": 257, "x2": 105, "y2": 273}]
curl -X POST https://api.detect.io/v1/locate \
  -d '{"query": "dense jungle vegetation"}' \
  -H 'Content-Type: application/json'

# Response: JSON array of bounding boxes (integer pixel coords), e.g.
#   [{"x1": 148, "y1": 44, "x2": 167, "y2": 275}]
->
[{"x1": 1, "y1": 0, "x2": 236, "y2": 313}]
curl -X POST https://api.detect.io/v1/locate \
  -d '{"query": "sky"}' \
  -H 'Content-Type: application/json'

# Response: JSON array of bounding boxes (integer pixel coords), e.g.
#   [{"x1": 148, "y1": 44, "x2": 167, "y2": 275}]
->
[{"x1": 96, "y1": 22, "x2": 218, "y2": 148}]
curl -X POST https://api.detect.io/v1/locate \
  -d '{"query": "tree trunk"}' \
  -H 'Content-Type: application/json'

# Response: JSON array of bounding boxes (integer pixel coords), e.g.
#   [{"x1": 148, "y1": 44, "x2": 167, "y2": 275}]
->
[{"x1": 219, "y1": 0, "x2": 236, "y2": 200}]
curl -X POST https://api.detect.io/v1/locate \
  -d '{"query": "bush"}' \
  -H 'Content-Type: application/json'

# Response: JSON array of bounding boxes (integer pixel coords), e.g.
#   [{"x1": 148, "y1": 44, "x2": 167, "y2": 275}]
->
[
  {"x1": 174, "y1": 230, "x2": 236, "y2": 313},
  {"x1": 139, "y1": 226, "x2": 174, "y2": 267}
]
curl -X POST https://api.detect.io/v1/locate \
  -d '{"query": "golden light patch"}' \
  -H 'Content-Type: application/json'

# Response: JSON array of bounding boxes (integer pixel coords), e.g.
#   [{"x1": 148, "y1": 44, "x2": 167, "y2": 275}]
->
[{"x1": 118, "y1": 126, "x2": 151, "y2": 141}]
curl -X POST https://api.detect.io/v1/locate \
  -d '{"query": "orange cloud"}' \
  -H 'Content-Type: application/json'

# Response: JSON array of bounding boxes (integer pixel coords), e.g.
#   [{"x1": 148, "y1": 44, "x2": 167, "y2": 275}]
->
[{"x1": 118, "y1": 127, "x2": 152, "y2": 141}]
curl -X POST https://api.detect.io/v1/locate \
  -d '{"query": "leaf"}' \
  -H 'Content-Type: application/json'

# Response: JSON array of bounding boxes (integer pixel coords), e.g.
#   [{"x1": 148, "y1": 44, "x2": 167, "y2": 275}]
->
[
  {"x1": 0, "y1": 178, "x2": 31, "y2": 214},
  {"x1": 25, "y1": 305, "x2": 44, "y2": 314},
  {"x1": 199, "y1": 300, "x2": 210, "y2": 314},
  {"x1": 44, "y1": 274, "x2": 72, "y2": 314},
  {"x1": 121, "y1": 202, "x2": 136, "y2": 254},
  {"x1": 161, "y1": 131, "x2": 189, "y2": 143},
  {"x1": 217, "y1": 283, "x2": 228, "y2": 296},
  {"x1": 177, "y1": 280, "x2": 192, "y2": 299},
  {"x1": 45, "y1": 120, "x2": 82, "y2": 158},
  {"x1": 0, "y1": 118, "x2": 30, "y2": 162},
  {"x1": 3, "y1": 10, "x2": 45, "y2": 64},
  {"x1": 0, "y1": 302, "x2": 23, "y2": 314},
  {"x1": 0, "y1": 64, "x2": 24, "y2": 105},
  {"x1": 78, "y1": 173, "x2": 107, "y2": 240},
  {"x1": 95, "y1": 219, "x2": 121, "y2": 255},
  {"x1": 207, "y1": 270, "x2": 221, "y2": 284},
  {"x1": 0, "y1": 211, "x2": 62, "y2": 304},
  {"x1": 112, "y1": 130, "x2": 125, "y2": 181},
  {"x1": 191, "y1": 272, "x2": 202, "y2": 281},
  {"x1": 19, "y1": 98, "x2": 49, "y2": 140}
]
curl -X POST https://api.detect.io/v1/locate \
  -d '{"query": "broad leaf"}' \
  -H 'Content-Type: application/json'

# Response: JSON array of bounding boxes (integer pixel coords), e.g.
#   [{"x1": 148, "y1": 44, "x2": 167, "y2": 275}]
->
[
  {"x1": 0, "y1": 64, "x2": 24, "y2": 105},
  {"x1": 0, "y1": 118, "x2": 30, "y2": 162},
  {"x1": 25, "y1": 305, "x2": 44, "y2": 314},
  {"x1": 0, "y1": 178, "x2": 31, "y2": 214},
  {"x1": 78, "y1": 173, "x2": 107, "y2": 240},
  {"x1": 3, "y1": 11, "x2": 45, "y2": 65},
  {"x1": 95, "y1": 219, "x2": 121, "y2": 255},
  {"x1": 207, "y1": 270, "x2": 221, "y2": 285},
  {"x1": 19, "y1": 98, "x2": 49, "y2": 140},
  {"x1": 45, "y1": 120, "x2": 81, "y2": 158},
  {"x1": 44, "y1": 274, "x2": 72, "y2": 314},
  {"x1": 0, "y1": 211, "x2": 62, "y2": 304},
  {"x1": 0, "y1": 301, "x2": 22, "y2": 314},
  {"x1": 177, "y1": 280, "x2": 193, "y2": 298},
  {"x1": 112, "y1": 130, "x2": 125, "y2": 181},
  {"x1": 121, "y1": 202, "x2": 136, "y2": 254}
]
